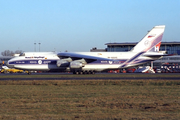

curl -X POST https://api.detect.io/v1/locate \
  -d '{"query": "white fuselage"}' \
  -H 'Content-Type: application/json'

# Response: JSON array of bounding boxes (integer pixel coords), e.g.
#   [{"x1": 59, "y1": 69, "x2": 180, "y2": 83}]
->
[{"x1": 7, "y1": 51, "x2": 160, "y2": 72}]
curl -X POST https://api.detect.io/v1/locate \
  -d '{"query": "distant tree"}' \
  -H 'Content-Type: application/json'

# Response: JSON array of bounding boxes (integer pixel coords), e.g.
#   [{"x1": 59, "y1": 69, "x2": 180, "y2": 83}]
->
[
  {"x1": 1, "y1": 50, "x2": 14, "y2": 56},
  {"x1": 14, "y1": 50, "x2": 23, "y2": 54},
  {"x1": 1, "y1": 50, "x2": 23, "y2": 56}
]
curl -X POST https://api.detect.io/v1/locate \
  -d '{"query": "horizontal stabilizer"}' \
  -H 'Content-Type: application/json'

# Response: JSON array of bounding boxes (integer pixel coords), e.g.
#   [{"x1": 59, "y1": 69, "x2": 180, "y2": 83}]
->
[{"x1": 143, "y1": 54, "x2": 168, "y2": 57}]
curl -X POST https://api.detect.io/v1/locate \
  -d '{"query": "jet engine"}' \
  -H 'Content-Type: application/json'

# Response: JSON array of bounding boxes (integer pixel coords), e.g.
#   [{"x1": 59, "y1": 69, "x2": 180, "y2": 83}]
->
[
  {"x1": 70, "y1": 61, "x2": 83, "y2": 69},
  {"x1": 56, "y1": 60, "x2": 69, "y2": 67}
]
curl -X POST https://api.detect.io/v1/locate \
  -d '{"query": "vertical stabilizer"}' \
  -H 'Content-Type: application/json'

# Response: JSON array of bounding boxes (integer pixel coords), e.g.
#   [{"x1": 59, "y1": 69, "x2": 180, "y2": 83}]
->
[
  {"x1": 120, "y1": 25, "x2": 165, "y2": 68},
  {"x1": 131, "y1": 25, "x2": 165, "y2": 52}
]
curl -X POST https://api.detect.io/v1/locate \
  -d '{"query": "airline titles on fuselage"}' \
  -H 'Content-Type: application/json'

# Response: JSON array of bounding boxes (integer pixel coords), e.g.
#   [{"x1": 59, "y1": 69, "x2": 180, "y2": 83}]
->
[
  {"x1": 25, "y1": 56, "x2": 45, "y2": 59},
  {"x1": 100, "y1": 60, "x2": 124, "y2": 64},
  {"x1": 14, "y1": 60, "x2": 52, "y2": 64},
  {"x1": 29, "y1": 60, "x2": 52, "y2": 64}
]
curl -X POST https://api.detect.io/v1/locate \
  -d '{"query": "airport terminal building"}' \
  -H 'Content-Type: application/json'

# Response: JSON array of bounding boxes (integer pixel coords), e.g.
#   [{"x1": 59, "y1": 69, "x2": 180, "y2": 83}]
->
[{"x1": 105, "y1": 42, "x2": 180, "y2": 55}]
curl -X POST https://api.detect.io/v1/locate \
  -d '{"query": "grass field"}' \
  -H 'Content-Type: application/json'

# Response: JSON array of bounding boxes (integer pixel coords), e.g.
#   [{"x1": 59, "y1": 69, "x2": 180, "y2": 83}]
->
[
  {"x1": 0, "y1": 80, "x2": 179, "y2": 119},
  {"x1": 1, "y1": 73, "x2": 180, "y2": 79}
]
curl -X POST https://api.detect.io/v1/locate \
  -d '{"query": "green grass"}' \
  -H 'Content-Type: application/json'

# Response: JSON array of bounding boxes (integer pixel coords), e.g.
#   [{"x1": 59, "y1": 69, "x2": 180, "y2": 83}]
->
[
  {"x1": 0, "y1": 80, "x2": 179, "y2": 119},
  {"x1": 1, "y1": 73, "x2": 180, "y2": 79}
]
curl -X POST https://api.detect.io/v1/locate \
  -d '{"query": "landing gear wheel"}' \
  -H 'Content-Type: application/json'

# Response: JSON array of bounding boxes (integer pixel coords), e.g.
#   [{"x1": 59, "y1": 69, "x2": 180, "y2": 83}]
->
[
  {"x1": 75, "y1": 71, "x2": 79, "y2": 75},
  {"x1": 28, "y1": 72, "x2": 31, "y2": 75},
  {"x1": 91, "y1": 71, "x2": 95, "y2": 74}
]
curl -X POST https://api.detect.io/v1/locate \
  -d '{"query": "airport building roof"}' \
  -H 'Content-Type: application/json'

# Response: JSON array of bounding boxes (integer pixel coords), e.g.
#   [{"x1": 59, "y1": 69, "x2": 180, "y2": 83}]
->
[{"x1": 105, "y1": 42, "x2": 180, "y2": 46}]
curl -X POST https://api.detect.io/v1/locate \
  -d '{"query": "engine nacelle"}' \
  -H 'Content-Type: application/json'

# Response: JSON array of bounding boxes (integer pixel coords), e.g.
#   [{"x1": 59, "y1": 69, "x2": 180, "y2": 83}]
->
[
  {"x1": 57, "y1": 60, "x2": 69, "y2": 67},
  {"x1": 70, "y1": 61, "x2": 83, "y2": 69}
]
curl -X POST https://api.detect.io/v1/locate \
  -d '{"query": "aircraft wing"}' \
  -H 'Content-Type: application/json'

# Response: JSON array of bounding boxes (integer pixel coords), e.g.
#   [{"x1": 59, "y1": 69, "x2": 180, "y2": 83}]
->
[{"x1": 57, "y1": 52, "x2": 113, "y2": 63}]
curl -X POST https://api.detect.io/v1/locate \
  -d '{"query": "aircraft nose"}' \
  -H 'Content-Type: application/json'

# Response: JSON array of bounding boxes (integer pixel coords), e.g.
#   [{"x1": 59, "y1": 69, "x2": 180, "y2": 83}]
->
[{"x1": 6, "y1": 61, "x2": 14, "y2": 68}]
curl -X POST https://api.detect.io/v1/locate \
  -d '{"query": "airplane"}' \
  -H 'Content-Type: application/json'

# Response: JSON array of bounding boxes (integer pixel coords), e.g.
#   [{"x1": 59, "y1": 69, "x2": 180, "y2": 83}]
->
[{"x1": 7, "y1": 25, "x2": 166, "y2": 74}]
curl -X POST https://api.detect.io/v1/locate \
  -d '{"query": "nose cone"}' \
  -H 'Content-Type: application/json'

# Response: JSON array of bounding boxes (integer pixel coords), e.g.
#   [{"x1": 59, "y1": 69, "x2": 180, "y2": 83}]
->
[{"x1": 6, "y1": 60, "x2": 14, "y2": 68}]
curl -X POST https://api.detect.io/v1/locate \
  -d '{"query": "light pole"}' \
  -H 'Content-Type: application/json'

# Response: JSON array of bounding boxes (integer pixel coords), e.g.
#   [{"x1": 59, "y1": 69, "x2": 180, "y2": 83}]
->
[
  {"x1": 34, "y1": 43, "x2": 36, "y2": 52},
  {"x1": 39, "y1": 43, "x2": 41, "y2": 52}
]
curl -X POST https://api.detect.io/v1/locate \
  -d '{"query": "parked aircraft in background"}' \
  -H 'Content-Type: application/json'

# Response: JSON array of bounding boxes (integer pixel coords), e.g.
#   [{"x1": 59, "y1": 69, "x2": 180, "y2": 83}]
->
[{"x1": 7, "y1": 25, "x2": 166, "y2": 74}]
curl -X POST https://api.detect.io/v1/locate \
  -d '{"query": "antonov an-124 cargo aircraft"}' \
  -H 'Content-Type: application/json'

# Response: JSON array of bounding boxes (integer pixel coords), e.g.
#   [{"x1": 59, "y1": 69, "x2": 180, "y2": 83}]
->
[{"x1": 7, "y1": 25, "x2": 166, "y2": 74}]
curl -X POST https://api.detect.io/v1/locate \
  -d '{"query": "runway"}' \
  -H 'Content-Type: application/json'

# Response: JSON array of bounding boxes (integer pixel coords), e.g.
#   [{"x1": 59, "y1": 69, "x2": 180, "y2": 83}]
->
[{"x1": 1, "y1": 73, "x2": 180, "y2": 80}]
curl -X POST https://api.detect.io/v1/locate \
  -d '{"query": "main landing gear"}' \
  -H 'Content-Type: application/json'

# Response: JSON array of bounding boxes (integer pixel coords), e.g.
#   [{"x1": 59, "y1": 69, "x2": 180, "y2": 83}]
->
[
  {"x1": 27, "y1": 71, "x2": 32, "y2": 75},
  {"x1": 73, "y1": 70, "x2": 95, "y2": 75}
]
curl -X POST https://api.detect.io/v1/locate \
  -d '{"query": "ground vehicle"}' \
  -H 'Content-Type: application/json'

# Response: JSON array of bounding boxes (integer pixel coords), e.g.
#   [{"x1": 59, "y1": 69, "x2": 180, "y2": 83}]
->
[{"x1": 0, "y1": 68, "x2": 26, "y2": 73}]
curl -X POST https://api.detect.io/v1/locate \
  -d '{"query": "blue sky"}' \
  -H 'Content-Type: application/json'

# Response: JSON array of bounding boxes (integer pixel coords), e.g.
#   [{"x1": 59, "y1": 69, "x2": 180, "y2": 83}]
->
[{"x1": 0, "y1": 0, "x2": 180, "y2": 52}]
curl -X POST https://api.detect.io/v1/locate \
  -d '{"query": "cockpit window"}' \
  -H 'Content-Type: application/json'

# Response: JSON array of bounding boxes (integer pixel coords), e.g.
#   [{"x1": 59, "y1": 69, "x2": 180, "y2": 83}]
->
[{"x1": 19, "y1": 53, "x2": 25, "y2": 56}]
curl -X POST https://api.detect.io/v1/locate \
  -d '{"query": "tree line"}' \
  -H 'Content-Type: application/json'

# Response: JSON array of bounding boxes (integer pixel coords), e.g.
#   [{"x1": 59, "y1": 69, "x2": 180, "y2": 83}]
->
[{"x1": 1, "y1": 50, "x2": 23, "y2": 56}]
